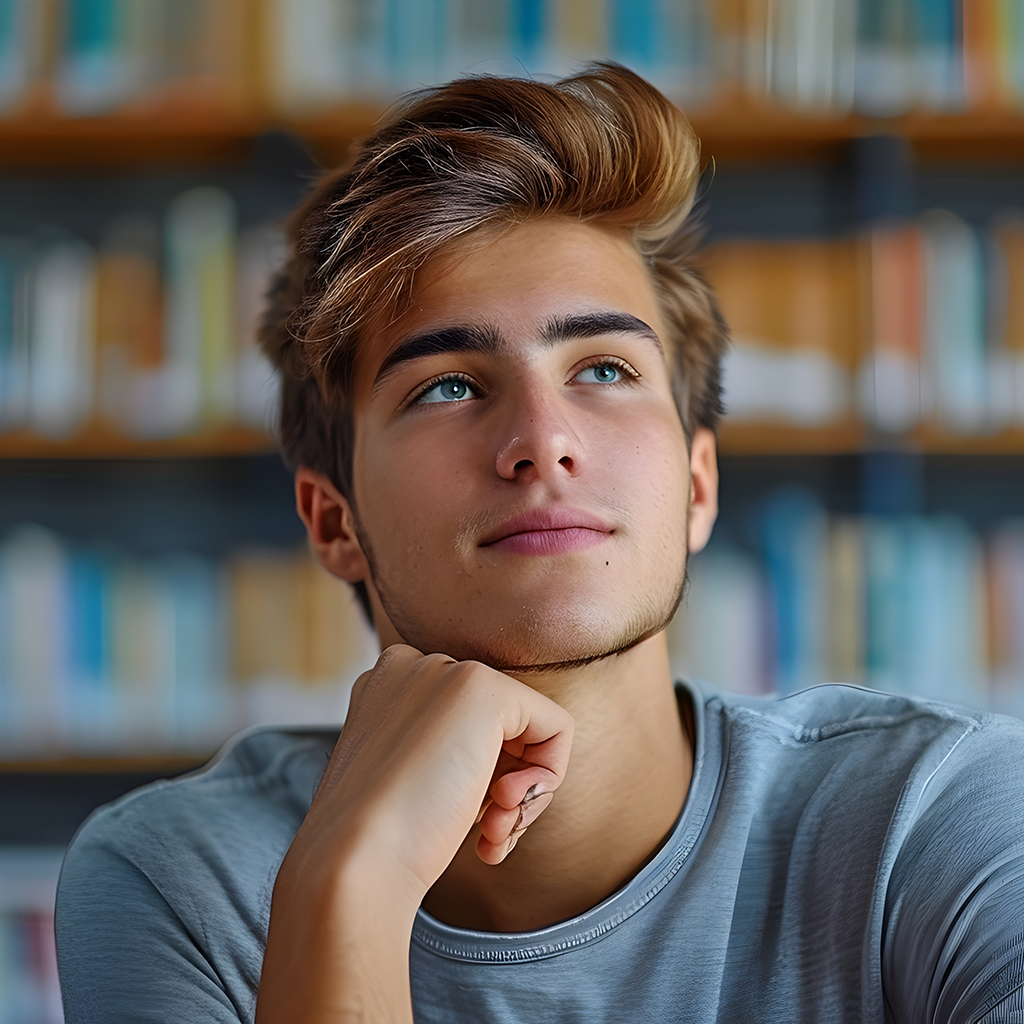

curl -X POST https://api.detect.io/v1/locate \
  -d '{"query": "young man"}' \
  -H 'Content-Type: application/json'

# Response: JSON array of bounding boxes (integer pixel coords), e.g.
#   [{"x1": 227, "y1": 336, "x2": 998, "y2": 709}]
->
[{"x1": 57, "y1": 65, "x2": 1024, "y2": 1023}]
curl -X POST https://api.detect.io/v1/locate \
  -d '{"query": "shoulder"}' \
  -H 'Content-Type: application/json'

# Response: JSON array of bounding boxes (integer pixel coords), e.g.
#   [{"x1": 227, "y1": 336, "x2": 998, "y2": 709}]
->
[
  {"x1": 688, "y1": 678, "x2": 1015, "y2": 767},
  {"x1": 56, "y1": 726, "x2": 338, "y2": 1023},
  {"x1": 61, "y1": 725, "x2": 338, "y2": 887},
  {"x1": 685, "y1": 679, "x2": 1024, "y2": 837}
]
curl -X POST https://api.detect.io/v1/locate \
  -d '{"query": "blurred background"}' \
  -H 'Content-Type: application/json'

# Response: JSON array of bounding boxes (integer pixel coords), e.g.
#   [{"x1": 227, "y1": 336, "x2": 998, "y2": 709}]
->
[{"x1": 3, "y1": 0, "x2": 1024, "y2": 1019}]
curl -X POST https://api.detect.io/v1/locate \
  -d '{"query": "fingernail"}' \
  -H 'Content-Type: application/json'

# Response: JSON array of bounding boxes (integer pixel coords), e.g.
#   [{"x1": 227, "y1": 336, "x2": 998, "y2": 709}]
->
[
  {"x1": 516, "y1": 790, "x2": 553, "y2": 831},
  {"x1": 505, "y1": 829, "x2": 525, "y2": 855},
  {"x1": 523, "y1": 783, "x2": 548, "y2": 803}
]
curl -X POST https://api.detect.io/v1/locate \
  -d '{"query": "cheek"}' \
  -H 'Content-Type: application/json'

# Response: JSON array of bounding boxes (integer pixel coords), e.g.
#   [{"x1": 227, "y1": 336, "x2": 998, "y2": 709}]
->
[
  {"x1": 355, "y1": 426, "x2": 479, "y2": 548},
  {"x1": 595, "y1": 406, "x2": 689, "y2": 509}
]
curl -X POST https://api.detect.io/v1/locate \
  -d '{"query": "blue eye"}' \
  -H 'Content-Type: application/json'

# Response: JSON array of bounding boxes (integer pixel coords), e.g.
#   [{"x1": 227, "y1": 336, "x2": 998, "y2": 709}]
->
[
  {"x1": 577, "y1": 363, "x2": 622, "y2": 384},
  {"x1": 417, "y1": 376, "x2": 476, "y2": 404}
]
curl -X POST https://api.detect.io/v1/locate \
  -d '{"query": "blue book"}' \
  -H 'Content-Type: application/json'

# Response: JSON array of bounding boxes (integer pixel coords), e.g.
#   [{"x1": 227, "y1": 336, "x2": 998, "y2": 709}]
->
[
  {"x1": 165, "y1": 554, "x2": 231, "y2": 750},
  {"x1": 68, "y1": 548, "x2": 115, "y2": 747},
  {"x1": 863, "y1": 517, "x2": 908, "y2": 693},
  {"x1": 59, "y1": 0, "x2": 129, "y2": 114},
  {"x1": 609, "y1": 0, "x2": 657, "y2": 70},
  {"x1": 759, "y1": 490, "x2": 827, "y2": 695},
  {"x1": 509, "y1": 0, "x2": 547, "y2": 70},
  {"x1": 0, "y1": 237, "x2": 28, "y2": 431},
  {"x1": 384, "y1": 0, "x2": 448, "y2": 88},
  {"x1": 912, "y1": 0, "x2": 962, "y2": 108},
  {"x1": 855, "y1": 0, "x2": 915, "y2": 115}
]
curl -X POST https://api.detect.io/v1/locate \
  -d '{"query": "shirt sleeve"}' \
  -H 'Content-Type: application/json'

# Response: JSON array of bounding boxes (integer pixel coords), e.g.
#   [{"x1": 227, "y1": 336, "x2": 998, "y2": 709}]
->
[
  {"x1": 882, "y1": 715, "x2": 1024, "y2": 1024},
  {"x1": 55, "y1": 812, "x2": 255, "y2": 1024}
]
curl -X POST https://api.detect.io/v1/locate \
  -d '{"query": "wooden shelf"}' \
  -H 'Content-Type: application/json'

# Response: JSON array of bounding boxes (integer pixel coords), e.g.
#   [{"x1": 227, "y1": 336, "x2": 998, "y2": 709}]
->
[
  {"x1": 0, "y1": 754, "x2": 211, "y2": 775},
  {"x1": 0, "y1": 425, "x2": 277, "y2": 459},
  {"x1": 690, "y1": 103, "x2": 1024, "y2": 163},
  {"x1": 718, "y1": 418, "x2": 867, "y2": 455},
  {"x1": 718, "y1": 419, "x2": 1024, "y2": 456},
  {"x1": 2, "y1": 421, "x2": 1023, "y2": 460},
  {"x1": 4, "y1": 100, "x2": 1024, "y2": 168}
]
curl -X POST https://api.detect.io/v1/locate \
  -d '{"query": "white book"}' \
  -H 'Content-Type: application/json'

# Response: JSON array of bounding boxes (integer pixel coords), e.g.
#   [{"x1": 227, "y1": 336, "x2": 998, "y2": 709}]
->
[
  {"x1": 921, "y1": 210, "x2": 989, "y2": 433},
  {"x1": 668, "y1": 541, "x2": 767, "y2": 696},
  {"x1": 0, "y1": 527, "x2": 70, "y2": 753},
  {"x1": 268, "y1": 0, "x2": 350, "y2": 113},
  {"x1": 901, "y1": 516, "x2": 987, "y2": 709},
  {"x1": 28, "y1": 240, "x2": 96, "y2": 438},
  {"x1": 773, "y1": 0, "x2": 842, "y2": 110}
]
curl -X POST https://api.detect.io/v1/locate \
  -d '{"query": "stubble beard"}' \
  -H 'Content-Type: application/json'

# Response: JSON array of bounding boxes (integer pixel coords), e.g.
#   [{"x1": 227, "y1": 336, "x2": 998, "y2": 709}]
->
[{"x1": 355, "y1": 514, "x2": 691, "y2": 674}]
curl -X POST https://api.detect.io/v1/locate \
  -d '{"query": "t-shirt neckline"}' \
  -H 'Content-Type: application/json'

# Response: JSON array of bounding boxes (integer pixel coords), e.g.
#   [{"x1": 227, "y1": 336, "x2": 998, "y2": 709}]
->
[{"x1": 411, "y1": 680, "x2": 724, "y2": 962}]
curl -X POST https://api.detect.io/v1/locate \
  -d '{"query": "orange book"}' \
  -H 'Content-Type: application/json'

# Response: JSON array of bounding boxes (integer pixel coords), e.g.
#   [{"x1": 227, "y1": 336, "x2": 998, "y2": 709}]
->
[
  {"x1": 962, "y1": 0, "x2": 1007, "y2": 109},
  {"x1": 869, "y1": 223, "x2": 923, "y2": 365},
  {"x1": 94, "y1": 221, "x2": 163, "y2": 430},
  {"x1": 993, "y1": 220, "x2": 1024, "y2": 357}
]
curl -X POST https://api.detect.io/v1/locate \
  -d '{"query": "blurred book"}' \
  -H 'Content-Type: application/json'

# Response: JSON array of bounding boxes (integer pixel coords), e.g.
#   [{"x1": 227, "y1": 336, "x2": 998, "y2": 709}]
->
[
  {"x1": 55, "y1": 0, "x2": 253, "y2": 116},
  {"x1": 0, "y1": 0, "x2": 45, "y2": 113},
  {"x1": 668, "y1": 495, "x2": 1017, "y2": 710},
  {"x1": 921, "y1": 209, "x2": 989, "y2": 432},
  {"x1": 0, "y1": 847, "x2": 64, "y2": 1024},
  {"x1": 0, "y1": 526, "x2": 377, "y2": 757},
  {"x1": 7, "y1": 0, "x2": 1024, "y2": 118},
  {"x1": 704, "y1": 238, "x2": 856, "y2": 426},
  {"x1": 858, "y1": 220, "x2": 924, "y2": 433}
]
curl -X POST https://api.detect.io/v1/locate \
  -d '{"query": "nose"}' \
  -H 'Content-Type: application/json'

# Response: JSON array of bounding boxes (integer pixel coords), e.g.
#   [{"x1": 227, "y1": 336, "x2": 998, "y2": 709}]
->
[{"x1": 494, "y1": 388, "x2": 582, "y2": 483}]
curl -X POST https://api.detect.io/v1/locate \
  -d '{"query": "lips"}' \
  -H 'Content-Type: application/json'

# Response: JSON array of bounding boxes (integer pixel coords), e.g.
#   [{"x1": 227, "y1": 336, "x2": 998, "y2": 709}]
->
[{"x1": 480, "y1": 507, "x2": 614, "y2": 555}]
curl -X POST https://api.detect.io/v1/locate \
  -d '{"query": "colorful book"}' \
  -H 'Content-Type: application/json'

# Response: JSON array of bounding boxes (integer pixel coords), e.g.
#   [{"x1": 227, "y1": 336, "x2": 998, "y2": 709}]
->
[
  {"x1": 163, "y1": 186, "x2": 237, "y2": 435},
  {"x1": 854, "y1": 0, "x2": 915, "y2": 115},
  {"x1": 668, "y1": 540, "x2": 768, "y2": 695},
  {"x1": 859, "y1": 221, "x2": 924, "y2": 433},
  {"x1": 57, "y1": 0, "x2": 133, "y2": 115},
  {"x1": 28, "y1": 238, "x2": 96, "y2": 438},
  {"x1": 921, "y1": 209, "x2": 989, "y2": 432},
  {"x1": 0, "y1": 235, "x2": 29, "y2": 431},
  {"x1": 990, "y1": 217, "x2": 1024, "y2": 424},
  {"x1": 703, "y1": 239, "x2": 855, "y2": 425},
  {"x1": 94, "y1": 216, "x2": 164, "y2": 435}
]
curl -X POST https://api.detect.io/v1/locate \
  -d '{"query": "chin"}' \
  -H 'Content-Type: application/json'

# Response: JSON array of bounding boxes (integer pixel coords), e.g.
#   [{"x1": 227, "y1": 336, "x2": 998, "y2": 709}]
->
[{"x1": 392, "y1": 583, "x2": 681, "y2": 673}]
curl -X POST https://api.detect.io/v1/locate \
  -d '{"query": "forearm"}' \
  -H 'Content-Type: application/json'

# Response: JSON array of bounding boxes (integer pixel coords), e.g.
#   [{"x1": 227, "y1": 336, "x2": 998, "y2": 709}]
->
[{"x1": 255, "y1": 845, "x2": 420, "y2": 1024}]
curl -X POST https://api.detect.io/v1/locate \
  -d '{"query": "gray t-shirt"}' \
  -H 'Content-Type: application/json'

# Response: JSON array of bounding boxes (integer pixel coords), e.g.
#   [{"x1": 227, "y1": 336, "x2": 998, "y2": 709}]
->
[{"x1": 55, "y1": 682, "x2": 1024, "y2": 1023}]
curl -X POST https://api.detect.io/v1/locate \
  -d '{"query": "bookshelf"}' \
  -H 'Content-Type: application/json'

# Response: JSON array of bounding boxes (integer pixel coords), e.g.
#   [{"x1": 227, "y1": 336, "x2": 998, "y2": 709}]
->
[
  {"x1": 3, "y1": 5, "x2": 1024, "y2": 1012},
  {"x1": 4, "y1": 103, "x2": 1024, "y2": 169}
]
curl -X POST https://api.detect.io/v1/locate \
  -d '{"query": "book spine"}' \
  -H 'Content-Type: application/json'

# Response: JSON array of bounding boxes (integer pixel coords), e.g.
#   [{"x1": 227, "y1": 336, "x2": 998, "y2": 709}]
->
[
  {"x1": 27, "y1": 239, "x2": 96, "y2": 439},
  {"x1": 57, "y1": 0, "x2": 130, "y2": 114}
]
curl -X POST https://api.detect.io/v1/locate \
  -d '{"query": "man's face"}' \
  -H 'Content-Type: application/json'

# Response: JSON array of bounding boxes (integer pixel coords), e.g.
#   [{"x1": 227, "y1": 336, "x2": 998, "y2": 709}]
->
[{"x1": 348, "y1": 218, "x2": 692, "y2": 670}]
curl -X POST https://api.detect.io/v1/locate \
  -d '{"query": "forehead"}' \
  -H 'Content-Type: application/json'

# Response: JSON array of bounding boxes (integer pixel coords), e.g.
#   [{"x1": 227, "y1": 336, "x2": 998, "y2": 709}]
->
[{"x1": 355, "y1": 218, "x2": 669, "y2": 392}]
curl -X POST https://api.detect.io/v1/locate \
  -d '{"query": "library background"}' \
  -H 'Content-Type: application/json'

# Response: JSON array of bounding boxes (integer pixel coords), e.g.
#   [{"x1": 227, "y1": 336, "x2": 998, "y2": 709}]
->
[{"x1": 3, "y1": 0, "x2": 1024, "y2": 1018}]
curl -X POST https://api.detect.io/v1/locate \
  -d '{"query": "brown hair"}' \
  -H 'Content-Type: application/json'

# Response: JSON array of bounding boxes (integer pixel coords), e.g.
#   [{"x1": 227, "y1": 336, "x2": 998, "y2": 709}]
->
[{"x1": 262, "y1": 61, "x2": 727, "y2": 526}]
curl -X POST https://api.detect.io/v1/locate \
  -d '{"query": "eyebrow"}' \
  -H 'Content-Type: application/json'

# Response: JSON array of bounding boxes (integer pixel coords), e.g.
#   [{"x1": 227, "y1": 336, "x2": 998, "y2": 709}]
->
[
  {"x1": 373, "y1": 324, "x2": 505, "y2": 391},
  {"x1": 372, "y1": 309, "x2": 662, "y2": 392},
  {"x1": 540, "y1": 311, "x2": 662, "y2": 351}
]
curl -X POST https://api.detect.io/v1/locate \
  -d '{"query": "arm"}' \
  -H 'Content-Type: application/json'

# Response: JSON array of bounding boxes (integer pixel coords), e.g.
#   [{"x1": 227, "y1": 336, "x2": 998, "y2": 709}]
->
[
  {"x1": 255, "y1": 644, "x2": 574, "y2": 1024},
  {"x1": 883, "y1": 718, "x2": 1024, "y2": 1024}
]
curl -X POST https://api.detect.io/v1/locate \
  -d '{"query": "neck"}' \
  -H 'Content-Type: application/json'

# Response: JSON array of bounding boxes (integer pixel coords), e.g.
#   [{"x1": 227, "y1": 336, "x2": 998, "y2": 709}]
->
[{"x1": 421, "y1": 631, "x2": 692, "y2": 932}]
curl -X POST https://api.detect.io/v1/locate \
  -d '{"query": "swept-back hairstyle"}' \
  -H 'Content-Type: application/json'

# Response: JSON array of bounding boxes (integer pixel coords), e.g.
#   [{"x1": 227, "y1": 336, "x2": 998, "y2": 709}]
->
[{"x1": 262, "y1": 60, "x2": 727, "y2": 504}]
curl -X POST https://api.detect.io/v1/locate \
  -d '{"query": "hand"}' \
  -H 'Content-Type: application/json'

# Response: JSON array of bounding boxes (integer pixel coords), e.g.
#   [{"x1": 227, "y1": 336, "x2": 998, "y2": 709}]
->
[
  {"x1": 304, "y1": 644, "x2": 574, "y2": 896},
  {"x1": 257, "y1": 645, "x2": 574, "y2": 1023}
]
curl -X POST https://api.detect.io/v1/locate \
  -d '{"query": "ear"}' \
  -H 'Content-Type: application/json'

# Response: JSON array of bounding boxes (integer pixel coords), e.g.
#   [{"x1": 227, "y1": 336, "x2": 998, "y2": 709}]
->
[
  {"x1": 687, "y1": 427, "x2": 719, "y2": 555},
  {"x1": 294, "y1": 467, "x2": 371, "y2": 584}
]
